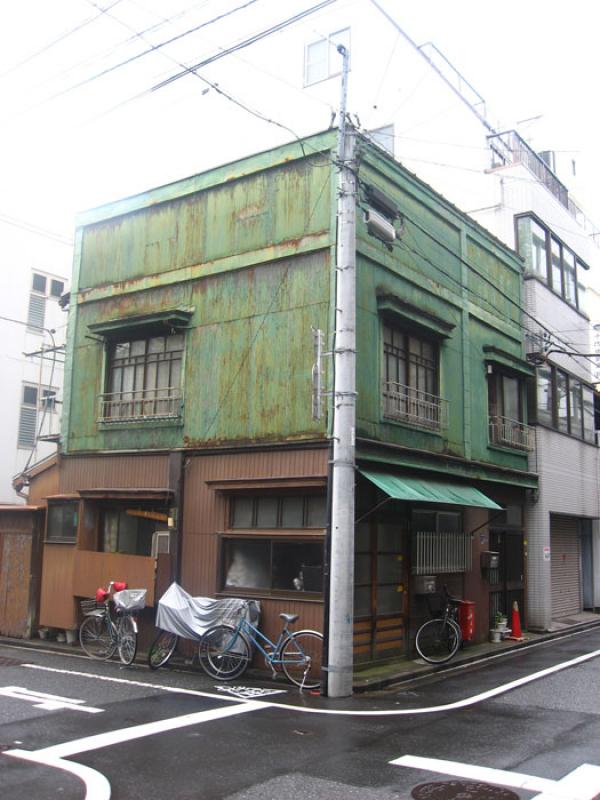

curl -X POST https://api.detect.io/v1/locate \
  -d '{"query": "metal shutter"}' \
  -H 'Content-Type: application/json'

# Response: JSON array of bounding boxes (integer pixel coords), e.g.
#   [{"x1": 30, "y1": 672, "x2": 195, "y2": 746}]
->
[
  {"x1": 551, "y1": 516, "x2": 581, "y2": 618},
  {"x1": 17, "y1": 405, "x2": 37, "y2": 448},
  {"x1": 27, "y1": 293, "x2": 46, "y2": 330}
]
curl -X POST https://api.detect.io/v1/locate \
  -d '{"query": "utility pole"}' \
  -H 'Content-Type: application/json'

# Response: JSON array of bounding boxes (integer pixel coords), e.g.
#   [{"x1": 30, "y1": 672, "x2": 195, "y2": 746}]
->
[{"x1": 326, "y1": 43, "x2": 356, "y2": 698}]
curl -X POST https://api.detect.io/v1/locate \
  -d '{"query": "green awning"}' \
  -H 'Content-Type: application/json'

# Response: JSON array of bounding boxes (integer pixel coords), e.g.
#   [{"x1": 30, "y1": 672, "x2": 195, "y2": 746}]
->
[{"x1": 360, "y1": 470, "x2": 502, "y2": 510}]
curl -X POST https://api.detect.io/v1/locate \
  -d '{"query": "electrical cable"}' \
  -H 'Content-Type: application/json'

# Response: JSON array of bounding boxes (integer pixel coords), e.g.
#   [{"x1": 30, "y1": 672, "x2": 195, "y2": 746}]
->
[
  {"x1": 0, "y1": 0, "x2": 125, "y2": 80},
  {"x1": 0, "y1": 212, "x2": 73, "y2": 245},
  {"x1": 149, "y1": 0, "x2": 338, "y2": 93}
]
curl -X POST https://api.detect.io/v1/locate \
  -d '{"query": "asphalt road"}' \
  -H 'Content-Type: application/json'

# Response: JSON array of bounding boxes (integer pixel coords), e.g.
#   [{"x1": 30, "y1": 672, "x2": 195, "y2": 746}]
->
[{"x1": 1, "y1": 627, "x2": 600, "y2": 799}]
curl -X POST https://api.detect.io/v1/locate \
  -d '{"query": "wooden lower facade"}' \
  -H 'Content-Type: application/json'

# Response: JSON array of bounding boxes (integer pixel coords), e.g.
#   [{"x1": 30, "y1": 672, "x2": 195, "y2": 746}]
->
[{"x1": 25, "y1": 445, "x2": 530, "y2": 668}]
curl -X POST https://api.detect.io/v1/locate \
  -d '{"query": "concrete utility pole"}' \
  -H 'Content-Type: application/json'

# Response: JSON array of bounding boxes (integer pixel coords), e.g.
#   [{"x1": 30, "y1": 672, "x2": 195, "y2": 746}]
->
[{"x1": 327, "y1": 43, "x2": 357, "y2": 698}]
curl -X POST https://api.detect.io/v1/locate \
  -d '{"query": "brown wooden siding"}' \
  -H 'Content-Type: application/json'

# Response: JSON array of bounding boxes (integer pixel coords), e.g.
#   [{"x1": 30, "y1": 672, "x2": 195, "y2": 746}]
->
[
  {"x1": 181, "y1": 446, "x2": 328, "y2": 644},
  {"x1": 0, "y1": 509, "x2": 43, "y2": 637},
  {"x1": 39, "y1": 544, "x2": 77, "y2": 629},
  {"x1": 72, "y1": 550, "x2": 155, "y2": 606},
  {"x1": 28, "y1": 465, "x2": 59, "y2": 507},
  {"x1": 59, "y1": 454, "x2": 171, "y2": 492}
]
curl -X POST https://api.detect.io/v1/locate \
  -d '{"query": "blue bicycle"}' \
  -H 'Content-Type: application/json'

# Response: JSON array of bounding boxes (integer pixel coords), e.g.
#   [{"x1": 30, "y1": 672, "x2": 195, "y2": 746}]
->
[{"x1": 198, "y1": 600, "x2": 323, "y2": 690}]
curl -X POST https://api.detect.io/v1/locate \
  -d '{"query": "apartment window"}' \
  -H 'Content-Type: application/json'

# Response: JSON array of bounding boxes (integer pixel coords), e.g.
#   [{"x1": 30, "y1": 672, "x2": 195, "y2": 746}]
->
[
  {"x1": 382, "y1": 323, "x2": 445, "y2": 430},
  {"x1": 516, "y1": 216, "x2": 547, "y2": 279},
  {"x1": 101, "y1": 333, "x2": 183, "y2": 421},
  {"x1": 46, "y1": 502, "x2": 78, "y2": 542},
  {"x1": 304, "y1": 28, "x2": 350, "y2": 85},
  {"x1": 516, "y1": 214, "x2": 588, "y2": 312},
  {"x1": 27, "y1": 271, "x2": 66, "y2": 331},
  {"x1": 50, "y1": 279, "x2": 65, "y2": 298},
  {"x1": 556, "y1": 369, "x2": 569, "y2": 433},
  {"x1": 101, "y1": 508, "x2": 166, "y2": 556},
  {"x1": 535, "y1": 365, "x2": 597, "y2": 442},
  {"x1": 223, "y1": 495, "x2": 326, "y2": 595},
  {"x1": 536, "y1": 365, "x2": 553, "y2": 427}
]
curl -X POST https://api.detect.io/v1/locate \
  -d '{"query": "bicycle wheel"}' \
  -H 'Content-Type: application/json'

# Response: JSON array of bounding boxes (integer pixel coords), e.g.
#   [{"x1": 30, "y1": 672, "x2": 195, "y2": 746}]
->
[
  {"x1": 198, "y1": 624, "x2": 251, "y2": 680},
  {"x1": 281, "y1": 630, "x2": 323, "y2": 690},
  {"x1": 117, "y1": 615, "x2": 138, "y2": 665},
  {"x1": 79, "y1": 614, "x2": 117, "y2": 660},
  {"x1": 415, "y1": 618, "x2": 461, "y2": 664},
  {"x1": 148, "y1": 631, "x2": 178, "y2": 670}
]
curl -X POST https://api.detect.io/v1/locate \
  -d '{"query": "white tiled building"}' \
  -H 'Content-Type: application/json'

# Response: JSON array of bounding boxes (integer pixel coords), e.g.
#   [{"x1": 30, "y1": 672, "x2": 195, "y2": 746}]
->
[{"x1": 0, "y1": 219, "x2": 71, "y2": 503}]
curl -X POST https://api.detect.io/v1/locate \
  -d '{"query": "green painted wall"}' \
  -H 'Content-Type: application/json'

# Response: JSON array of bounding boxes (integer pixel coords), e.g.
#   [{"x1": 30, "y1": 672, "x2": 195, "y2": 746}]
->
[
  {"x1": 354, "y1": 147, "x2": 531, "y2": 477},
  {"x1": 64, "y1": 131, "x2": 533, "y2": 485}
]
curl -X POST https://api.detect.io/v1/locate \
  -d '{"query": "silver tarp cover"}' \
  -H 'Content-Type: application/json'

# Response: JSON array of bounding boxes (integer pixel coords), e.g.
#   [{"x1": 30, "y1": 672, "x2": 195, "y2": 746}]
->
[
  {"x1": 155, "y1": 582, "x2": 260, "y2": 640},
  {"x1": 113, "y1": 588, "x2": 147, "y2": 611}
]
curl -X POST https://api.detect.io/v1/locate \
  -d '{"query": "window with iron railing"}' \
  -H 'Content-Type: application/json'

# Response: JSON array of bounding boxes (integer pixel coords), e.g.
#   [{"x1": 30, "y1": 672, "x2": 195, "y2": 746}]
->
[
  {"x1": 487, "y1": 369, "x2": 535, "y2": 451},
  {"x1": 99, "y1": 333, "x2": 183, "y2": 422},
  {"x1": 411, "y1": 511, "x2": 471, "y2": 575},
  {"x1": 382, "y1": 324, "x2": 446, "y2": 431}
]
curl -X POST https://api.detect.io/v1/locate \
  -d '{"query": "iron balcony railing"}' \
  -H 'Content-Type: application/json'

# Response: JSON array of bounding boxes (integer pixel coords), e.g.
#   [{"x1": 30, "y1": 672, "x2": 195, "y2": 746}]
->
[
  {"x1": 487, "y1": 130, "x2": 569, "y2": 209},
  {"x1": 98, "y1": 387, "x2": 182, "y2": 422},
  {"x1": 383, "y1": 381, "x2": 448, "y2": 431},
  {"x1": 489, "y1": 415, "x2": 536, "y2": 451}
]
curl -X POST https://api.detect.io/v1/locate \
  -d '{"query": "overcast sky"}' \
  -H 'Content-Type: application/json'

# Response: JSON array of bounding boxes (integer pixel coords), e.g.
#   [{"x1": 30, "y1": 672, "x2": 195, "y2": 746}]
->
[{"x1": 0, "y1": 0, "x2": 597, "y2": 242}]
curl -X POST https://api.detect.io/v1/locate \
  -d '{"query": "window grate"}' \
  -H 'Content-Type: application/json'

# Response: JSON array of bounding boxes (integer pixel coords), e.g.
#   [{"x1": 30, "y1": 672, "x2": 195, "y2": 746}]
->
[{"x1": 412, "y1": 530, "x2": 472, "y2": 575}]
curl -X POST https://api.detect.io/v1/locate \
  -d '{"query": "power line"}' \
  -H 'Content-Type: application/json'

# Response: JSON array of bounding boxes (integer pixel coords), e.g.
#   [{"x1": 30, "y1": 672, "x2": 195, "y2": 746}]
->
[
  {"x1": 149, "y1": 0, "x2": 338, "y2": 93},
  {"x1": 0, "y1": 0, "x2": 262, "y2": 125},
  {"x1": 0, "y1": 212, "x2": 73, "y2": 245},
  {"x1": 0, "y1": 0, "x2": 125, "y2": 80}
]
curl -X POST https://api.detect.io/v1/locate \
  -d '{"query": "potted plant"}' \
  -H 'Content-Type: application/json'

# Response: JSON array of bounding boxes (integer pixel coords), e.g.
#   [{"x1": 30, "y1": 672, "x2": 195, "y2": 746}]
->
[{"x1": 495, "y1": 611, "x2": 508, "y2": 631}]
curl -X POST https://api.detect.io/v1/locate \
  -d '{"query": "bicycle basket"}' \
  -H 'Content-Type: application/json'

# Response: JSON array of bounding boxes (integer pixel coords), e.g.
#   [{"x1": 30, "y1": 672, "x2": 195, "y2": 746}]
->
[
  {"x1": 80, "y1": 598, "x2": 101, "y2": 616},
  {"x1": 113, "y1": 588, "x2": 147, "y2": 612}
]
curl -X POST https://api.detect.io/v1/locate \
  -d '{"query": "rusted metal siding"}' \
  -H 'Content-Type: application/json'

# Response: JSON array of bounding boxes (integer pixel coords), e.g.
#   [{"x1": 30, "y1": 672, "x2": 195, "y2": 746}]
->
[
  {"x1": 0, "y1": 510, "x2": 42, "y2": 637},
  {"x1": 59, "y1": 454, "x2": 171, "y2": 492},
  {"x1": 77, "y1": 153, "x2": 332, "y2": 289},
  {"x1": 180, "y1": 446, "x2": 328, "y2": 641}
]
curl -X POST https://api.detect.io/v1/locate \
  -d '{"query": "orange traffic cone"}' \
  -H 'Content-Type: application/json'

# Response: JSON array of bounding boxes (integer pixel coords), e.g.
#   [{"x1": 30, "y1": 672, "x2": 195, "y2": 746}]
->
[{"x1": 509, "y1": 600, "x2": 524, "y2": 640}]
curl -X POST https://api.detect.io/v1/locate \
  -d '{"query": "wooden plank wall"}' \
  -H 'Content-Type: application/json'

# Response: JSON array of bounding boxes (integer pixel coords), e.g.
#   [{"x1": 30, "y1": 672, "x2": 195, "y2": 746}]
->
[
  {"x1": 181, "y1": 446, "x2": 328, "y2": 644},
  {"x1": 0, "y1": 510, "x2": 41, "y2": 638}
]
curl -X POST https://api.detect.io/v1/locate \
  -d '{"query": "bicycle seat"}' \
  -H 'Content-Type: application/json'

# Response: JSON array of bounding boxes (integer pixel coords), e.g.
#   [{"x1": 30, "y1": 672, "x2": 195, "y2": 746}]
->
[{"x1": 279, "y1": 613, "x2": 299, "y2": 624}]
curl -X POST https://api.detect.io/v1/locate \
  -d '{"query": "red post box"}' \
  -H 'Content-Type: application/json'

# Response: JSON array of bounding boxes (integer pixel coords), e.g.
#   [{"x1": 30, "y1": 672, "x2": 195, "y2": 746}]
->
[{"x1": 457, "y1": 600, "x2": 475, "y2": 641}]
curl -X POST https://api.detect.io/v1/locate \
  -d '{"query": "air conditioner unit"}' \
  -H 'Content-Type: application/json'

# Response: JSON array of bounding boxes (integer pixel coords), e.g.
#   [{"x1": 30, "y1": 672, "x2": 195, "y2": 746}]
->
[{"x1": 365, "y1": 208, "x2": 396, "y2": 245}]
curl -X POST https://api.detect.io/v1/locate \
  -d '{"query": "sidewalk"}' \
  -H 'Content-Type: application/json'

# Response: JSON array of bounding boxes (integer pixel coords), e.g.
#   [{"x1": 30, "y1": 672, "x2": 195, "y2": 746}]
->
[
  {"x1": 353, "y1": 612, "x2": 600, "y2": 692},
  {"x1": 3, "y1": 614, "x2": 600, "y2": 694}
]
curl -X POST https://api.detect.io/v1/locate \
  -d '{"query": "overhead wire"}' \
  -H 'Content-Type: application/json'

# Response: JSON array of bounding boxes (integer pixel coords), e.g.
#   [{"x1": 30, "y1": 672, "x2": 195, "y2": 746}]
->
[
  {"x1": 0, "y1": 0, "x2": 125, "y2": 79},
  {"x1": 0, "y1": 0, "x2": 262, "y2": 124},
  {"x1": 0, "y1": 212, "x2": 73, "y2": 245}
]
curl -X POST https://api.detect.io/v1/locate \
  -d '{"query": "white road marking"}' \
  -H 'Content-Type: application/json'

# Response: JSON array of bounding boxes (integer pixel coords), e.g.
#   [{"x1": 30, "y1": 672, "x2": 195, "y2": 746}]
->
[
  {"x1": 5, "y1": 750, "x2": 111, "y2": 800},
  {"x1": 5, "y1": 701, "x2": 264, "y2": 800},
  {"x1": 24, "y1": 646, "x2": 600, "y2": 716},
  {"x1": 0, "y1": 686, "x2": 103, "y2": 713},
  {"x1": 390, "y1": 755, "x2": 600, "y2": 800},
  {"x1": 215, "y1": 685, "x2": 287, "y2": 698}
]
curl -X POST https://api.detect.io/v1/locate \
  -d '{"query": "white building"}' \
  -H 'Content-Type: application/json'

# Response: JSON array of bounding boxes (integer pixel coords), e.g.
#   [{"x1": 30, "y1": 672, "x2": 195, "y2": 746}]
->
[{"x1": 0, "y1": 218, "x2": 71, "y2": 503}]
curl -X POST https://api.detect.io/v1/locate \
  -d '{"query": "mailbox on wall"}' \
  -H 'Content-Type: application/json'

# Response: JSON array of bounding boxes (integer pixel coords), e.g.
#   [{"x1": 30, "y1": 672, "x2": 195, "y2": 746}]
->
[
  {"x1": 414, "y1": 575, "x2": 436, "y2": 594},
  {"x1": 480, "y1": 551, "x2": 500, "y2": 571}
]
